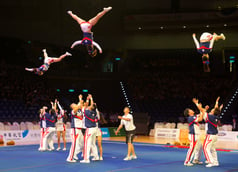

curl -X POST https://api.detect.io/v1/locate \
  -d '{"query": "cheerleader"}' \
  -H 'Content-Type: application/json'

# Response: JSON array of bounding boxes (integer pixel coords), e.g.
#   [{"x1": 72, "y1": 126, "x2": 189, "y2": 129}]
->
[
  {"x1": 66, "y1": 95, "x2": 84, "y2": 163},
  {"x1": 192, "y1": 32, "x2": 225, "y2": 72},
  {"x1": 25, "y1": 49, "x2": 71, "y2": 75},
  {"x1": 80, "y1": 94, "x2": 99, "y2": 163},
  {"x1": 68, "y1": 7, "x2": 112, "y2": 57},
  {"x1": 95, "y1": 108, "x2": 104, "y2": 160},
  {"x1": 38, "y1": 106, "x2": 47, "y2": 151},
  {"x1": 55, "y1": 100, "x2": 67, "y2": 151},
  {"x1": 41, "y1": 108, "x2": 56, "y2": 151}
]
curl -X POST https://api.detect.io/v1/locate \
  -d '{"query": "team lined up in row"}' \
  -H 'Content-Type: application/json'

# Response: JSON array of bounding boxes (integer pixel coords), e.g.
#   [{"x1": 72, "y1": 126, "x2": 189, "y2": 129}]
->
[
  {"x1": 38, "y1": 94, "x2": 103, "y2": 163},
  {"x1": 184, "y1": 97, "x2": 223, "y2": 168}
]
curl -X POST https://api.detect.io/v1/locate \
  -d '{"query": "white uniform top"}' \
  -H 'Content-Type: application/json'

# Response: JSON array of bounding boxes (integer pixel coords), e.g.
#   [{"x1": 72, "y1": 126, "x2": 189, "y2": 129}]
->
[
  {"x1": 71, "y1": 110, "x2": 83, "y2": 128},
  {"x1": 120, "y1": 114, "x2": 136, "y2": 131},
  {"x1": 80, "y1": 22, "x2": 92, "y2": 33},
  {"x1": 56, "y1": 114, "x2": 64, "y2": 126},
  {"x1": 200, "y1": 32, "x2": 213, "y2": 42}
]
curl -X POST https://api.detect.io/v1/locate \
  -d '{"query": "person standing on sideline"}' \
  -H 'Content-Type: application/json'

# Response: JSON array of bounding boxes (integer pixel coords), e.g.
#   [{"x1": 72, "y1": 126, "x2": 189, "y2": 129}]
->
[{"x1": 115, "y1": 107, "x2": 137, "y2": 161}]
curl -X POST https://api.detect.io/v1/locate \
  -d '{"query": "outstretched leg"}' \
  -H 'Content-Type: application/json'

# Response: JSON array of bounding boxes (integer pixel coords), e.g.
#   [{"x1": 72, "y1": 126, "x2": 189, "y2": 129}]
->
[
  {"x1": 67, "y1": 11, "x2": 86, "y2": 25},
  {"x1": 88, "y1": 7, "x2": 112, "y2": 26},
  {"x1": 51, "y1": 52, "x2": 72, "y2": 63},
  {"x1": 25, "y1": 68, "x2": 34, "y2": 72},
  {"x1": 213, "y1": 33, "x2": 226, "y2": 41},
  {"x1": 43, "y1": 49, "x2": 49, "y2": 58}
]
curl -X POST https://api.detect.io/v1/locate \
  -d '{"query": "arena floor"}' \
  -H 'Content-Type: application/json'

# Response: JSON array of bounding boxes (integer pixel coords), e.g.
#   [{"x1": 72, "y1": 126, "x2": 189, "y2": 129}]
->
[{"x1": 0, "y1": 136, "x2": 238, "y2": 172}]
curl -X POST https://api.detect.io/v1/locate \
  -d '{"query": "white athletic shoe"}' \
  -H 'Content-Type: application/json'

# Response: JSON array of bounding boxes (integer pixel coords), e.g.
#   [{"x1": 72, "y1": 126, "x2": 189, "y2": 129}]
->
[
  {"x1": 99, "y1": 157, "x2": 103, "y2": 161},
  {"x1": 123, "y1": 156, "x2": 132, "y2": 161},
  {"x1": 80, "y1": 159, "x2": 90, "y2": 163},
  {"x1": 63, "y1": 148, "x2": 66, "y2": 151},
  {"x1": 66, "y1": 159, "x2": 77, "y2": 163},
  {"x1": 131, "y1": 155, "x2": 137, "y2": 160},
  {"x1": 213, "y1": 162, "x2": 219, "y2": 166},
  {"x1": 39, "y1": 149, "x2": 46, "y2": 152},
  {"x1": 66, "y1": 52, "x2": 72, "y2": 56},
  {"x1": 56, "y1": 147, "x2": 61, "y2": 151},
  {"x1": 104, "y1": 7, "x2": 112, "y2": 12},
  {"x1": 206, "y1": 163, "x2": 215, "y2": 168},
  {"x1": 184, "y1": 162, "x2": 194, "y2": 166},
  {"x1": 205, "y1": 160, "x2": 209, "y2": 164},
  {"x1": 74, "y1": 157, "x2": 78, "y2": 161},
  {"x1": 192, "y1": 159, "x2": 203, "y2": 165},
  {"x1": 92, "y1": 157, "x2": 99, "y2": 161},
  {"x1": 220, "y1": 33, "x2": 226, "y2": 40}
]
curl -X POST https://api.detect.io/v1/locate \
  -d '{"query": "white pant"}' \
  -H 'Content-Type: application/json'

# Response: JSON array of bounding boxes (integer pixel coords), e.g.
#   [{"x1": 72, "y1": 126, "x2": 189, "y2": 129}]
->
[
  {"x1": 185, "y1": 134, "x2": 198, "y2": 164},
  {"x1": 83, "y1": 127, "x2": 98, "y2": 160},
  {"x1": 39, "y1": 128, "x2": 45, "y2": 150},
  {"x1": 42, "y1": 127, "x2": 55, "y2": 150},
  {"x1": 67, "y1": 128, "x2": 84, "y2": 161},
  {"x1": 203, "y1": 134, "x2": 218, "y2": 164},
  {"x1": 193, "y1": 135, "x2": 203, "y2": 161}
]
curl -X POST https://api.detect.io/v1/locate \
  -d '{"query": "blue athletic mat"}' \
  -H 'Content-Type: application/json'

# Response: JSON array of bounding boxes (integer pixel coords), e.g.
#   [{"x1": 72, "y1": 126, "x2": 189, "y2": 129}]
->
[{"x1": 0, "y1": 141, "x2": 237, "y2": 172}]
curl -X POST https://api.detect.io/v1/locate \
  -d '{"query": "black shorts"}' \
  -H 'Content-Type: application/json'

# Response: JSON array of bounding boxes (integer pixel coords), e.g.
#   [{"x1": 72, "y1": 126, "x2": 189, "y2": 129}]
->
[
  {"x1": 81, "y1": 128, "x2": 86, "y2": 136},
  {"x1": 125, "y1": 129, "x2": 136, "y2": 144}
]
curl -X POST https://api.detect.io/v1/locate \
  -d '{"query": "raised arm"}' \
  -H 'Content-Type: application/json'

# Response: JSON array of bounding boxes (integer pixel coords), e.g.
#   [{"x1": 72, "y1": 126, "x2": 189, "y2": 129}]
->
[
  {"x1": 192, "y1": 33, "x2": 200, "y2": 49},
  {"x1": 93, "y1": 41, "x2": 103, "y2": 53},
  {"x1": 50, "y1": 101, "x2": 56, "y2": 111},
  {"x1": 192, "y1": 98, "x2": 205, "y2": 121},
  {"x1": 214, "y1": 96, "x2": 220, "y2": 109},
  {"x1": 71, "y1": 40, "x2": 82, "y2": 49},
  {"x1": 57, "y1": 101, "x2": 64, "y2": 114},
  {"x1": 78, "y1": 94, "x2": 83, "y2": 105},
  {"x1": 88, "y1": 94, "x2": 94, "y2": 109}
]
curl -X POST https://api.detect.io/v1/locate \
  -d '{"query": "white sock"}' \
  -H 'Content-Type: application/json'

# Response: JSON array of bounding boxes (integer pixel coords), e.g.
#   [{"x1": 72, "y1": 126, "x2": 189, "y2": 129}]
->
[{"x1": 103, "y1": 7, "x2": 112, "y2": 12}]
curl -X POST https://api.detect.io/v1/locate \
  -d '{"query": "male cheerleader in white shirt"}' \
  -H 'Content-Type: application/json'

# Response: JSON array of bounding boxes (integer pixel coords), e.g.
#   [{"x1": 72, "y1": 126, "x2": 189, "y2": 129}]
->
[
  {"x1": 80, "y1": 95, "x2": 99, "y2": 163},
  {"x1": 41, "y1": 108, "x2": 56, "y2": 151},
  {"x1": 192, "y1": 105, "x2": 210, "y2": 165},
  {"x1": 66, "y1": 95, "x2": 84, "y2": 162},
  {"x1": 183, "y1": 99, "x2": 205, "y2": 166},
  {"x1": 203, "y1": 97, "x2": 223, "y2": 167},
  {"x1": 115, "y1": 107, "x2": 137, "y2": 161}
]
